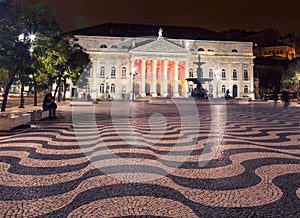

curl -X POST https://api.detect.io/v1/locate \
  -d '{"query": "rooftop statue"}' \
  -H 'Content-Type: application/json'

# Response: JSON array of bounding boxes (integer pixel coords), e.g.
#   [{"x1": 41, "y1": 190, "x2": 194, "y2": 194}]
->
[{"x1": 158, "y1": 28, "x2": 163, "y2": 38}]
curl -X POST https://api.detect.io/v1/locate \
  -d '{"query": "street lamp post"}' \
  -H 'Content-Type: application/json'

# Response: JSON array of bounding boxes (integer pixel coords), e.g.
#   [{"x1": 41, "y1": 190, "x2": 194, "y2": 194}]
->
[
  {"x1": 215, "y1": 69, "x2": 220, "y2": 98},
  {"x1": 131, "y1": 66, "x2": 136, "y2": 101},
  {"x1": 18, "y1": 33, "x2": 35, "y2": 108}
]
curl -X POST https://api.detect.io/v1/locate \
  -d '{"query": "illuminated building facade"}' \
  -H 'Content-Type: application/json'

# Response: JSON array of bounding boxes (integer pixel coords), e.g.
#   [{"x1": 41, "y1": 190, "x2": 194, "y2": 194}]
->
[{"x1": 71, "y1": 24, "x2": 255, "y2": 99}]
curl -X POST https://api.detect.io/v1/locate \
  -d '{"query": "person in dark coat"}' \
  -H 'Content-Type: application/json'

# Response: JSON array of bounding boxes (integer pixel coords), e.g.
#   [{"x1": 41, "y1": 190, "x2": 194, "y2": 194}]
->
[
  {"x1": 42, "y1": 93, "x2": 57, "y2": 118},
  {"x1": 282, "y1": 91, "x2": 290, "y2": 108}
]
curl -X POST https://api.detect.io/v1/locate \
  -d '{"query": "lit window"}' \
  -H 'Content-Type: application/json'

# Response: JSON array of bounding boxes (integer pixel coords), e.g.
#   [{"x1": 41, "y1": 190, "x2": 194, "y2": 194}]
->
[
  {"x1": 111, "y1": 83, "x2": 115, "y2": 93},
  {"x1": 221, "y1": 69, "x2": 226, "y2": 80},
  {"x1": 111, "y1": 67, "x2": 116, "y2": 78},
  {"x1": 233, "y1": 69, "x2": 237, "y2": 80},
  {"x1": 244, "y1": 85, "x2": 249, "y2": 94},
  {"x1": 244, "y1": 70, "x2": 249, "y2": 80},
  {"x1": 100, "y1": 66, "x2": 105, "y2": 78},
  {"x1": 122, "y1": 67, "x2": 126, "y2": 78},
  {"x1": 222, "y1": 85, "x2": 226, "y2": 94},
  {"x1": 100, "y1": 84, "x2": 104, "y2": 93}
]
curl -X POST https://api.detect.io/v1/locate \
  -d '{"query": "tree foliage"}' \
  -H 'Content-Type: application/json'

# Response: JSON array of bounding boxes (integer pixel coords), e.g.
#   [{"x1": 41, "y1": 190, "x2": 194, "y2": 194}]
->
[
  {"x1": 281, "y1": 59, "x2": 300, "y2": 89},
  {"x1": 0, "y1": 0, "x2": 90, "y2": 110}
]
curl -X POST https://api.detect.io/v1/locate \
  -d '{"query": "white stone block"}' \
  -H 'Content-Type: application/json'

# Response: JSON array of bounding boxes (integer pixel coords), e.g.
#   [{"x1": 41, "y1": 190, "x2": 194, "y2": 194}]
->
[{"x1": 0, "y1": 113, "x2": 31, "y2": 130}]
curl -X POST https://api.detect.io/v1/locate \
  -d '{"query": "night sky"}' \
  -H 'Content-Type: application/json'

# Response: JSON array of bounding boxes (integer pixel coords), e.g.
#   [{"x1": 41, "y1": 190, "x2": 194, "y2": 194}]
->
[{"x1": 38, "y1": 0, "x2": 300, "y2": 34}]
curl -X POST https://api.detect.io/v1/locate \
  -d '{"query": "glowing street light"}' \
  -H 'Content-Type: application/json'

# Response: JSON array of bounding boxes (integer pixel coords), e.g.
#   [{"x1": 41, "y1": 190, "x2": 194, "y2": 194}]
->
[{"x1": 17, "y1": 32, "x2": 36, "y2": 108}]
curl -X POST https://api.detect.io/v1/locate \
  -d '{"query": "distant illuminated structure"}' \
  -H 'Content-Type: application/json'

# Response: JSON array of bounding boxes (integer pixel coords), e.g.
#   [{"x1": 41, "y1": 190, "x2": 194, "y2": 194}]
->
[{"x1": 70, "y1": 23, "x2": 255, "y2": 99}]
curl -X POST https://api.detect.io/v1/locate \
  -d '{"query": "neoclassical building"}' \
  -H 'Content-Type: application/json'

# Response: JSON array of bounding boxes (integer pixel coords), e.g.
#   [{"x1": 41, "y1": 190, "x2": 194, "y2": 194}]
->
[{"x1": 71, "y1": 23, "x2": 255, "y2": 100}]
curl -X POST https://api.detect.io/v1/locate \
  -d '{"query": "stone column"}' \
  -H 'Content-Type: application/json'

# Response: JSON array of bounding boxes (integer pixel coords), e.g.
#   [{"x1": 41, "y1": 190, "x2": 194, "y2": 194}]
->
[
  {"x1": 184, "y1": 60, "x2": 189, "y2": 97},
  {"x1": 141, "y1": 59, "x2": 146, "y2": 97},
  {"x1": 174, "y1": 60, "x2": 179, "y2": 97},
  {"x1": 152, "y1": 59, "x2": 157, "y2": 97},
  {"x1": 163, "y1": 60, "x2": 168, "y2": 97}
]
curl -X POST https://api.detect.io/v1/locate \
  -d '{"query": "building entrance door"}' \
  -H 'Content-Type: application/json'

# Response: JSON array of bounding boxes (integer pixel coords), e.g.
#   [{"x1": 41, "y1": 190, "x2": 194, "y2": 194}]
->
[{"x1": 233, "y1": 85, "x2": 238, "y2": 97}]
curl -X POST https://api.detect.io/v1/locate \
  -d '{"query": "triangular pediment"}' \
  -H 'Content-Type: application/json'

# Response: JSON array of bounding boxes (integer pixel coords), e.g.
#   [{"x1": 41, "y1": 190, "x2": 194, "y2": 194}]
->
[{"x1": 130, "y1": 38, "x2": 190, "y2": 54}]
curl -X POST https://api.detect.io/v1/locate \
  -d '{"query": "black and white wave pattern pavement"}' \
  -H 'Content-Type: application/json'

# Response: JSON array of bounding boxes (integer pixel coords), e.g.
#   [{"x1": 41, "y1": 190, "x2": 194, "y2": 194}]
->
[{"x1": 0, "y1": 102, "x2": 300, "y2": 217}]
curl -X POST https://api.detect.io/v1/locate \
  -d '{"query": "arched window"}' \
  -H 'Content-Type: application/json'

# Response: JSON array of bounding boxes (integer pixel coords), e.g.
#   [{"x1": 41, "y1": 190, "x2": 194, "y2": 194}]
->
[
  {"x1": 111, "y1": 67, "x2": 116, "y2": 78},
  {"x1": 198, "y1": 48, "x2": 205, "y2": 51},
  {"x1": 232, "y1": 69, "x2": 237, "y2": 80},
  {"x1": 208, "y1": 49, "x2": 214, "y2": 52},
  {"x1": 221, "y1": 69, "x2": 226, "y2": 80},
  {"x1": 189, "y1": 68, "x2": 193, "y2": 77},
  {"x1": 111, "y1": 45, "x2": 118, "y2": 48},
  {"x1": 100, "y1": 84, "x2": 104, "y2": 93},
  {"x1": 232, "y1": 49, "x2": 238, "y2": 52},
  {"x1": 244, "y1": 85, "x2": 249, "y2": 94},
  {"x1": 100, "y1": 66, "x2": 105, "y2": 78},
  {"x1": 111, "y1": 83, "x2": 115, "y2": 93},
  {"x1": 209, "y1": 69, "x2": 213, "y2": 78},
  {"x1": 222, "y1": 85, "x2": 226, "y2": 94},
  {"x1": 121, "y1": 45, "x2": 128, "y2": 49},
  {"x1": 100, "y1": 44, "x2": 107, "y2": 48},
  {"x1": 121, "y1": 67, "x2": 126, "y2": 78},
  {"x1": 244, "y1": 70, "x2": 249, "y2": 80}
]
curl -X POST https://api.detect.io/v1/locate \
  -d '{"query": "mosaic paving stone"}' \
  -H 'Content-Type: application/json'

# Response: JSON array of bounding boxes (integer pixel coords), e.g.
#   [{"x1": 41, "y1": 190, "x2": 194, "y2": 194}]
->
[{"x1": 0, "y1": 101, "x2": 300, "y2": 217}]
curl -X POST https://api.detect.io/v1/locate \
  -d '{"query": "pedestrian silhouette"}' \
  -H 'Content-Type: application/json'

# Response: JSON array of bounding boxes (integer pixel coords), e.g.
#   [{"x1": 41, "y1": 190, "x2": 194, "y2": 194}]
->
[
  {"x1": 42, "y1": 93, "x2": 57, "y2": 118},
  {"x1": 282, "y1": 91, "x2": 289, "y2": 108}
]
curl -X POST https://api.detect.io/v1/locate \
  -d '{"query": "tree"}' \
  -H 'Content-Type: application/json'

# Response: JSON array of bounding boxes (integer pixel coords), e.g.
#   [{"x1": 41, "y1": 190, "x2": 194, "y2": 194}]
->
[
  {"x1": 281, "y1": 59, "x2": 300, "y2": 89},
  {"x1": 0, "y1": 1, "x2": 89, "y2": 111},
  {"x1": 0, "y1": 0, "x2": 63, "y2": 111},
  {"x1": 0, "y1": 0, "x2": 31, "y2": 111}
]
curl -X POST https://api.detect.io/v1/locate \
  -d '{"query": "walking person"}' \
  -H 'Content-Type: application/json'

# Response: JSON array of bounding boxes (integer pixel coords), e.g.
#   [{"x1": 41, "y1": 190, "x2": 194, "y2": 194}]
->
[
  {"x1": 282, "y1": 91, "x2": 290, "y2": 108},
  {"x1": 43, "y1": 93, "x2": 57, "y2": 118}
]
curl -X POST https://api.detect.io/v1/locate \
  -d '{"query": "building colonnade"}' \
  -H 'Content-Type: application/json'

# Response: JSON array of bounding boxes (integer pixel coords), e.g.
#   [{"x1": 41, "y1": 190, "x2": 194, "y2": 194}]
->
[{"x1": 130, "y1": 58, "x2": 189, "y2": 98}]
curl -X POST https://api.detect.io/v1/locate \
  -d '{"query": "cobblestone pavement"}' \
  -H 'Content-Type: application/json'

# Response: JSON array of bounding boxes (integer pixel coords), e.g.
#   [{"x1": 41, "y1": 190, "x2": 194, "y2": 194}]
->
[{"x1": 0, "y1": 100, "x2": 300, "y2": 217}]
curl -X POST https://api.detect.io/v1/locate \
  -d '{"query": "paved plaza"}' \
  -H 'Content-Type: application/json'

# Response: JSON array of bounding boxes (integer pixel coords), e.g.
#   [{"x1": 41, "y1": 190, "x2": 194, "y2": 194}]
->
[{"x1": 0, "y1": 100, "x2": 300, "y2": 217}]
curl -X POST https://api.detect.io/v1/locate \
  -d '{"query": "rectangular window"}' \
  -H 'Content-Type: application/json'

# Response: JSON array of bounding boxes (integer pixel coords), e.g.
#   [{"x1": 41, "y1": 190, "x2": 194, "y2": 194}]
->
[
  {"x1": 100, "y1": 66, "x2": 105, "y2": 78},
  {"x1": 111, "y1": 67, "x2": 116, "y2": 78},
  {"x1": 233, "y1": 69, "x2": 237, "y2": 80},
  {"x1": 244, "y1": 70, "x2": 249, "y2": 81},
  {"x1": 221, "y1": 69, "x2": 226, "y2": 80}
]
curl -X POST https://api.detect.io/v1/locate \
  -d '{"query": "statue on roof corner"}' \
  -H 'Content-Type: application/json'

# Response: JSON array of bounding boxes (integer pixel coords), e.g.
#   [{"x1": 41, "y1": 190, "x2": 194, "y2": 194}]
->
[{"x1": 158, "y1": 28, "x2": 163, "y2": 38}]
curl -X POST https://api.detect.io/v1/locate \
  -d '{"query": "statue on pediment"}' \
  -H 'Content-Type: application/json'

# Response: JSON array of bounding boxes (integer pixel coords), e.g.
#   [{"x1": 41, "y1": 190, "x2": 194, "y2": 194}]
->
[{"x1": 158, "y1": 28, "x2": 163, "y2": 38}]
